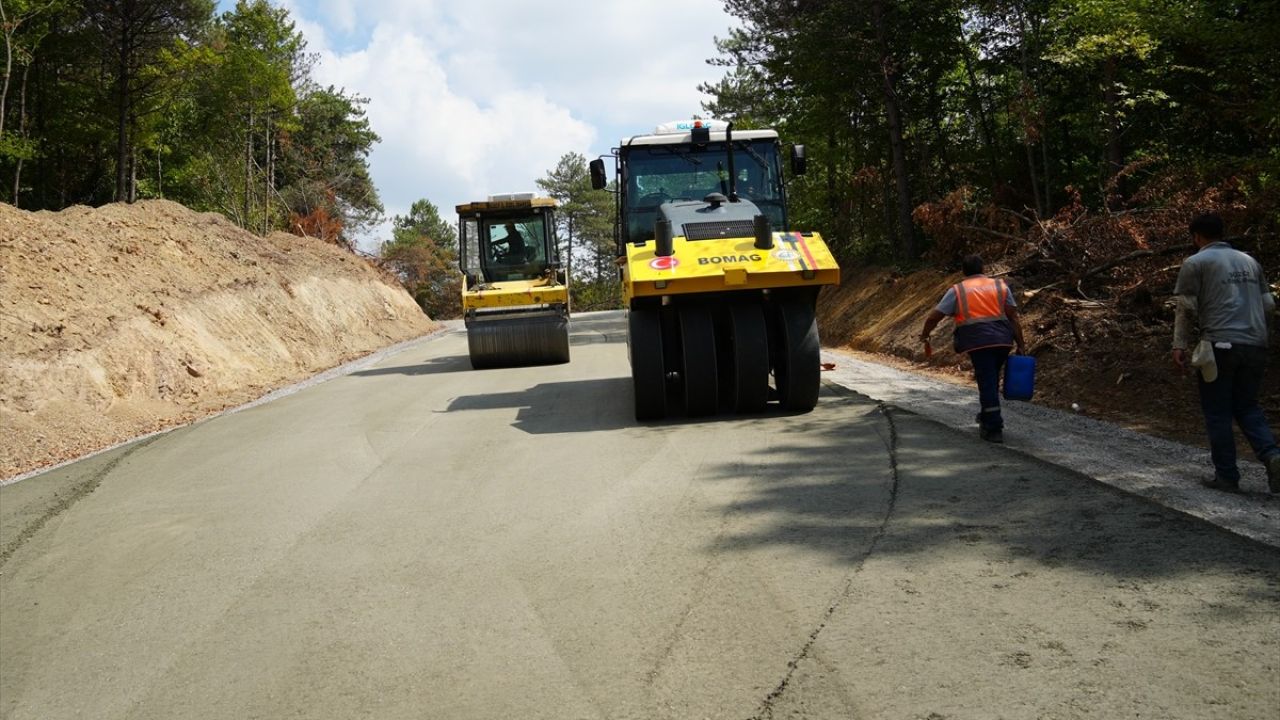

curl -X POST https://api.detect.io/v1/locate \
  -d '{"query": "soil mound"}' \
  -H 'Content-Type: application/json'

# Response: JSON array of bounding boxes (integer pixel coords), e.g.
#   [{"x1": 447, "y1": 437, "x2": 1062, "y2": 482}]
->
[{"x1": 1, "y1": 200, "x2": 434, "y2": 480}]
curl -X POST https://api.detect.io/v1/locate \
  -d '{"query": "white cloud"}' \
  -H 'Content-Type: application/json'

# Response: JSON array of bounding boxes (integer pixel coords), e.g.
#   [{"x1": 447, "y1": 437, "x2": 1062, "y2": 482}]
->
[{"x1": 271, "y1": 0, "x2": 737, "y2": 249}]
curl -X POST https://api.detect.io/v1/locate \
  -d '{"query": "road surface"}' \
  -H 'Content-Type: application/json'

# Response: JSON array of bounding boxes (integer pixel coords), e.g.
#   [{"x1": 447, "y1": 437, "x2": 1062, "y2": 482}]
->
[{"x1": 2, "y1": 311, "x2": 1278, "y2": 719}]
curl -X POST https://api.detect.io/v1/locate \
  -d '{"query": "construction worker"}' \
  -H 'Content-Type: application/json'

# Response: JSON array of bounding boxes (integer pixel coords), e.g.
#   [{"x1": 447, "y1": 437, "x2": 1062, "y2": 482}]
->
[
  {"x1": 1171, "y1": 213, "x2": 1279, "y2": 493},
  {"x1": 920, "y1": 255, "x2": 1027, "y2": 443}
]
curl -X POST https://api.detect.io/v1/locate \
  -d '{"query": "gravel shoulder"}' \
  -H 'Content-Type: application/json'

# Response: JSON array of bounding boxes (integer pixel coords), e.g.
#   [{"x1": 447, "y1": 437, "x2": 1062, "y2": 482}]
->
[{"x1": 821, "y1": 346, "x2": 1280, "y2": 548}]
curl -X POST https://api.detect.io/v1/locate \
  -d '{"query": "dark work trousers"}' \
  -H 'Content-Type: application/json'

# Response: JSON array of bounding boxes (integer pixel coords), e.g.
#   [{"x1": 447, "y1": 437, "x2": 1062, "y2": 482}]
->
[
  {"x1": 1198, "y1": 344, "x2": 1279, "y2": 482},
  {"x1": 970, "y1": 346, "x2": 1011, "y2": 430}
]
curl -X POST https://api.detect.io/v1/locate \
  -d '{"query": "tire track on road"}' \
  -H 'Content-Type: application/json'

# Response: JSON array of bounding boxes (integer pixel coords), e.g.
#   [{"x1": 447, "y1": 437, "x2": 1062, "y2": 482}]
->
[{"x1": 0, "y1": 436, "x2": 162, "y2": 568}]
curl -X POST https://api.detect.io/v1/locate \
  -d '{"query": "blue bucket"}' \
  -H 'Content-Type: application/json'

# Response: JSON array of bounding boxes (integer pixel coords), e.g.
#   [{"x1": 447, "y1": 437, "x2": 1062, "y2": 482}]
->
[{"x1": 1004, "y1": 354, "x2": 1036, "y2": 401}]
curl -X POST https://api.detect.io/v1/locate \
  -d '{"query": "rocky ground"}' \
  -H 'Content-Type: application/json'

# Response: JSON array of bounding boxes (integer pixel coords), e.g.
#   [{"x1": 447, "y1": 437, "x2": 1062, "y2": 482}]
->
[{"x1": 0, "y1": 200, "x2": 435, "y2": 481}]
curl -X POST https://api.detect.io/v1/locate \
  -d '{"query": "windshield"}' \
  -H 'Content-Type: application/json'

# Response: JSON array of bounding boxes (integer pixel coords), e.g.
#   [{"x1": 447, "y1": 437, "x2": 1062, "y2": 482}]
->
[
  {"x1": 460, "y1": 212, "x2": 553, "y2": 282},
  {"x1": 620, "y1": 139, "x2": 785, "y2": 244}
]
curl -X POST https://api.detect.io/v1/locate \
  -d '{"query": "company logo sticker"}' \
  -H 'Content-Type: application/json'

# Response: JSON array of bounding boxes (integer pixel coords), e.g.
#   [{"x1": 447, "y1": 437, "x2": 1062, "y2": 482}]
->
[
  {"x1": 772, "y1": 249, "x2": 800, "y2": 262},
  {"x1": 649, "y1": 256, "x2": 680, "y2": 270}
]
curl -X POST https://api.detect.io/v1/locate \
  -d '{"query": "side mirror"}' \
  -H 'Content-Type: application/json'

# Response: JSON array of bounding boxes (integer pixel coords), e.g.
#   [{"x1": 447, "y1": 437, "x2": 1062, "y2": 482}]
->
[
  {"x1": 790, "y1": 144, "x2": 807, "y2": 176},
  {"x1": 589, "y1": 158, "x2": 608, "y2": 190}
]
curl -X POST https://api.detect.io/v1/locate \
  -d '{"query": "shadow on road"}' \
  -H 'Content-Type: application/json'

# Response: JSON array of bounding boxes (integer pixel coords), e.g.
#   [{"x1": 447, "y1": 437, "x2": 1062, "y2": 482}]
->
[
  {"x1": 447, "y1": 378, "x2": 637, "y2": 434},
  {"x1": 350, "y1": 354, "x2": 473, "y2": 377},
  {"x1": 703, "y1": 386, "x2": 1280, "y2": 586}
]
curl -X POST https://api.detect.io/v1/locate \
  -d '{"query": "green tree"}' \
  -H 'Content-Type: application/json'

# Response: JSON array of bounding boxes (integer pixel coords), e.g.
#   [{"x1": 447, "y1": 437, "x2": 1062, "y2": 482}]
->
[
  {"x1": 82, "y1": 0, "x2": 214, "y2": 202},
  {"x1": 537, "y1": 151, "x2": 617, "y2": 310},
  {"x1": 151, "y1": 0, "x2": 305, "y2": 229},
  {"x1": 379, "y1": 199, "x2": 460, "y2": 319},
  {"x1": 277, "y1": 86, "x2": 382, "y2": 246},
  {"x1": 0, "y1": 0, "x2": 68, "y2": 204}
]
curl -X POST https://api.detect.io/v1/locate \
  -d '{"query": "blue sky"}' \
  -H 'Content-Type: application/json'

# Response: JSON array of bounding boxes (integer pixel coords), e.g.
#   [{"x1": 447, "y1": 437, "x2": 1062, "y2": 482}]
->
[{"x1": 216, "y1": 0, "x2": 737, "y2": 249}]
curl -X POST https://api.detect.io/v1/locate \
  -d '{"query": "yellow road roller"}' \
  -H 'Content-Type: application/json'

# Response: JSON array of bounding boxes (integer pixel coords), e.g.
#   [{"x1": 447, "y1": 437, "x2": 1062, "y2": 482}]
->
[
  {"x1": 590, "y1": 120, "x2": 840, "y2": 419},
  {"x1": 457, "y1": 193, "x2": 570, "y2": 368}
]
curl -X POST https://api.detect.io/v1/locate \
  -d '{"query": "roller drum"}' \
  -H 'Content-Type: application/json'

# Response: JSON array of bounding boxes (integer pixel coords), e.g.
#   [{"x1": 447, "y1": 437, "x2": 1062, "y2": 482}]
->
[{"x1": 466, "y1": 310, "x2": 570, "y2": 369}]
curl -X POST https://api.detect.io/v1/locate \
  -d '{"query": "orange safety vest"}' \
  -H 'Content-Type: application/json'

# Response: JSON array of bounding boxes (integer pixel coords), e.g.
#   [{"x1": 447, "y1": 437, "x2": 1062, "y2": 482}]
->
[{"x1": 953, "y1": 276, "x2": 1009, "y2": 326}]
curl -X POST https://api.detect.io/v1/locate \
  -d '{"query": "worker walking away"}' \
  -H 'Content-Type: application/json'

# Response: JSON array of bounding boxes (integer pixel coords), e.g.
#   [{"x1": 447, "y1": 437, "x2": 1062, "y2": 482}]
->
[
  {"x1": 920, "y1": 255, "x2": 1027, "y2": 443},
  {"x1": 1171, "y1": 213, "x2": 1279, "y2": 493}
]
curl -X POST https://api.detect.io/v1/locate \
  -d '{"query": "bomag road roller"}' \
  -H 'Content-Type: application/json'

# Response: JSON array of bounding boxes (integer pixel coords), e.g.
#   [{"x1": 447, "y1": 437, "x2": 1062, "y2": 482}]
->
[
  {"x1": 589, "y1": 120, "x2": 840, "y2": 420},
  {"x1": 456, "y1": 192, "x2": 570, "y2": 368}
]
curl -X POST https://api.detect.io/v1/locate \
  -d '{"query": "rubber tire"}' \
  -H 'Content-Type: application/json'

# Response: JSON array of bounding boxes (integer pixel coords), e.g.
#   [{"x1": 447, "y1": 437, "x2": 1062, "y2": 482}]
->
[
  {"x1": 629, "y1": 309, "x2": 667, "y2": 421},
  {"x1": 726, "y1": 303, "x2": 770, "y2": 413},
  {"x1": 774, "y1": 300, "x2": 821, "y2": 412},
  {"x1": 679, "y1": 306, "x2": 719, "y2": 417}
]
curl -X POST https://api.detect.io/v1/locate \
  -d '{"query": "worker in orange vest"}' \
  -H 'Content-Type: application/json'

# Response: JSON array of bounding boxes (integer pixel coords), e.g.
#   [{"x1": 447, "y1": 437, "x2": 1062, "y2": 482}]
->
[{"x1": 919, "y1": 255, "x2": 1027, "y2": 443}]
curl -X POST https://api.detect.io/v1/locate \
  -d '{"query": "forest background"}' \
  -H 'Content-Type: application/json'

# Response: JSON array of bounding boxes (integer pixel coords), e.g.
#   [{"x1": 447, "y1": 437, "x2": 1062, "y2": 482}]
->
[{"x1": 2, "y1": 0, "x2": 1276, "y2": 316}]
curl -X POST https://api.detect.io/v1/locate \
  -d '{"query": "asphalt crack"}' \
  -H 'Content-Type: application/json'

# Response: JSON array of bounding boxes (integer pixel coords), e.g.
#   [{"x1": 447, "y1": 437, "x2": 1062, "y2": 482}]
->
[{"x1": 748, "y1": 400, "x2": 903, "y2": 720}]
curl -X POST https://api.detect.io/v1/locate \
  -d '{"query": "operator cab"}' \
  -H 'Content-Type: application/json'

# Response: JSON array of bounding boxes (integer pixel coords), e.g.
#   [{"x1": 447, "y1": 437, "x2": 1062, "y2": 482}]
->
[
  {"x1": 590, "y1": 119, "x2": 807, "y2": 250},
  {"x1": 458, "y1": 194, "x2": 558, "y2": 284}
]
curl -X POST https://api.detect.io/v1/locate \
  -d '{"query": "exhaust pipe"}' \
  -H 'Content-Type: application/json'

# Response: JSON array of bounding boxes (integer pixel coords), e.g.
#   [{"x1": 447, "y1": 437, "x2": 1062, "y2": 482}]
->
[
  {"x1": 655, "y1": 218, "x2": 674, "y2": 257},
  {"x1": 754, "y1": 214, "x2": 774, "y2": 250}
]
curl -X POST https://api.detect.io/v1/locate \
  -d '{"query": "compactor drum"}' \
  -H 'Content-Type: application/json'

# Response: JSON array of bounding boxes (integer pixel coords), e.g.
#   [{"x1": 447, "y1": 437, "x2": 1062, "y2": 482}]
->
[
  {"x1": 457, "y1": 193, "x2": 570, "y2": 368},
  {"x1": 590, "y1": 120, "x2": 840, "y2": 420}
]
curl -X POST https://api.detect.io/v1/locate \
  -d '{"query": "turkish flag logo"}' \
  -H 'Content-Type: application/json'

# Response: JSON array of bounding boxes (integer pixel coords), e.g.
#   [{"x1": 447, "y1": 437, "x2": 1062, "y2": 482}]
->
[{"x1": 649, "y1": 256, "x2": 679, "y2": 270}]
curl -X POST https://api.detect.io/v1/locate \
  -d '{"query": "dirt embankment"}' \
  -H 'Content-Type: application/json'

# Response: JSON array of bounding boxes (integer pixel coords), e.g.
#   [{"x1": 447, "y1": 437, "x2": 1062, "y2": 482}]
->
[
  {"x1": 1, "y1": 200, "x2": 435, "y2": 480},
  {"x1": 818, "y1": 266, "x2": 1279, "y2": 448}
]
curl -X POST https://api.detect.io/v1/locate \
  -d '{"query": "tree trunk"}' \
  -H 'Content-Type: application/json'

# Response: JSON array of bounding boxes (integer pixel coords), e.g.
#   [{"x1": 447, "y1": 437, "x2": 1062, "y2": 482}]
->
[
  {"x1": 1024, "y1": 141, "x2": 1042, "y2": 216},
  {"x1": 959, "y1": 19, "x2": 998, "y2": 190},
  {"x1": 264, "y1": 112, "x2": 272, "y2": 234},
  {"x1": 114, "y1": 18, "x2": 131, "y2": 203},
  {"x1": 1017, "y1": 10, "x2": 1044, "y2": 217},
  {"x1": 12, "y1": 61, "x2": 28, "y2": 204},
  {"x1": 1103, "y1": 56, "x2": 1123, "y2": 187},
  {"x1": 826, "y1": 125, "x2": 837, "y2": 214},
  {"x1": 1041, "y1": 131, "x2": 1052, "y2": 212},
  {"x1": 870, "y1": 0, "x2": 915, "y2": 260},
  {"x1": 1, "y1": 7, "x2": 12, "y2": 137},
  {"x1": 244, "y1": 109, "x2": 253, "y2": 227},
  {"x1": 128, "y1": 142, "x2": 137, "y2": 202}
]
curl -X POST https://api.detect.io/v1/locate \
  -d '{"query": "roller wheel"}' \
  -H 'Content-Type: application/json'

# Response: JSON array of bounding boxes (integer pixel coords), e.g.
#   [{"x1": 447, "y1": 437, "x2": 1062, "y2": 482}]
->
[
  {"x1": 629, "y1": 309, "x2": 666, "y2": 421},
  {"x1": 549, "y1": 323, "x2": 571, "y2": 364},
  {"x1": 725, "y1": 303, "x2": 770, "y2": 413},
  {"x1": 679, "y1": 306, "x2": 718, "y2": 417},
  {"x1": 773, "y1": 300, "x2": 821, "y2": 412}
]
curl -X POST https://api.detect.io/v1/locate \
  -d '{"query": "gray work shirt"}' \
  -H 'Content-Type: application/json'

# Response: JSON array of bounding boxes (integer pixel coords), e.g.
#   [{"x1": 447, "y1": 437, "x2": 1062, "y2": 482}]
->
[{"x1": 1173, "y1": 242, "x2": 1274, "y2": 348}]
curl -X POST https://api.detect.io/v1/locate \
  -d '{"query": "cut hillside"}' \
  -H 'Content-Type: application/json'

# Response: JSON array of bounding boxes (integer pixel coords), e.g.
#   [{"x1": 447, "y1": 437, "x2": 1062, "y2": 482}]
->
[{"x1": 1, "y1": 200, "x2": 435, "y2": 480}]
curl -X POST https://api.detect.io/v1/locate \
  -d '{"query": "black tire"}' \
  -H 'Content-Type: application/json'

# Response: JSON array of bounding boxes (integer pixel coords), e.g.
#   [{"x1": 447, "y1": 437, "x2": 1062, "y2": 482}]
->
[
  {"x1": 679, "y1": 305, "x2": 718, "y2": 417},
  {"x1": 726, "y1": 302, "x2": 770, "y2": 413},
  {"x1": 629, "y1": 309, "x2": 667, "y2": 421},
  {"x1": 773, "y1": 300, "x2": 821, "y2": 412}
]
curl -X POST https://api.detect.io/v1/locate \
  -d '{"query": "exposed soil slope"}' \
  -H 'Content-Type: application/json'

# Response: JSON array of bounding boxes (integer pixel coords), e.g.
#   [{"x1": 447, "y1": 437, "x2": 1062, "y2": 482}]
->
[
  {"x1": 819, "y1": 266, "x2": 1279, "y2": 448},
  {"x1": 1, "y1": 200, "x2": 434, "y2": 480}
]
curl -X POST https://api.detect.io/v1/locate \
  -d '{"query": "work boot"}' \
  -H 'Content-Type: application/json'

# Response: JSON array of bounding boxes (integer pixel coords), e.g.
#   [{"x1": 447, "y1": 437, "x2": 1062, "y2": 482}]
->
[
  {"x1": 1266, "y1": 454, "x2": 1280, "y2": 494},
  {"x1": 1201, "y1": 475, "x2": 1241, "y2": 493},
  {"x1": 979, "y1": 426, "x2": 1004, "y2": 443}
]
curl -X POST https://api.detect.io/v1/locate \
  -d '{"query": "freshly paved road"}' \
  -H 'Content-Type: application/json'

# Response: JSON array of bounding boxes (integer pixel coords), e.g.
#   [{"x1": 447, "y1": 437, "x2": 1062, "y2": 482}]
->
[{"x1": 2, "y1": 311, "x2": 1278, "y2": 719}]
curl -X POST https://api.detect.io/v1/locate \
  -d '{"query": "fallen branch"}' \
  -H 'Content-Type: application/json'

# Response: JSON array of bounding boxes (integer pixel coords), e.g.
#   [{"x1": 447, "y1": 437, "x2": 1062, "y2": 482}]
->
[
  {"x1": 962, "y1": 225, "x2": 1027, "y2": 243},
  {"x1": 1079, "y1": 244, "x2": 1192, "y2": 280}
]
